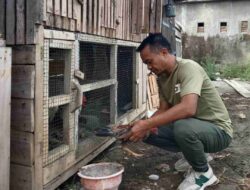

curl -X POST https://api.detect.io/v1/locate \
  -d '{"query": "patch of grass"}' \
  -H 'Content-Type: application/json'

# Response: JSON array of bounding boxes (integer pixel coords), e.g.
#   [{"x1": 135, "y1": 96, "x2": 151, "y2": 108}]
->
[
  {"x1": 221, "y1": 63, "x2": 250, "y2": 80},
  {"x1": 200, "y1": 56, "x2": 218, "y2": 80}
]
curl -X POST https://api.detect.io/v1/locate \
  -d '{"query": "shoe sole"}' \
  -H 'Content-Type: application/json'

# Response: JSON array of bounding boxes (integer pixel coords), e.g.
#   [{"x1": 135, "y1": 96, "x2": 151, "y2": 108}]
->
[{"x1": 200, "y1": 175, "x2": 219, "y2": 190}]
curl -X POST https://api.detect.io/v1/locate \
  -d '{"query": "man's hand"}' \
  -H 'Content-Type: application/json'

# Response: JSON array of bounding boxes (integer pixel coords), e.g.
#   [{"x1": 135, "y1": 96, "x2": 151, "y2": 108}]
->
[{"x1": 119, "y1": 120, "x2": 150, "y2": 142}]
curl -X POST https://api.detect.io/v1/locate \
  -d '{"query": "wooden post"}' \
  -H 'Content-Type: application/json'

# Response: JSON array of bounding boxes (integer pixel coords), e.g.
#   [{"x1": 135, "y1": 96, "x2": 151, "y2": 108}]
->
[
  {"x1": 16, "y1": 0, "x2": 25, "y2": 44},
  {"x1": 6, "y1": 0, "x2": 15, "y2": 44},
  {"x1": 0, "y1": 0, "x2": 5, "y2": 39},
  {"x1": 0, "y1": 47, "x2": 11, "y2": 190}
]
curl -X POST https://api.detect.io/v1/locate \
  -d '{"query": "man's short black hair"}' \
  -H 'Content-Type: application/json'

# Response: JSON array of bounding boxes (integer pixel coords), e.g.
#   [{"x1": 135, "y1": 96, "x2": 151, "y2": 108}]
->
[{"x1": 136, "y1": 33, "x2": 172, "y2": 53}]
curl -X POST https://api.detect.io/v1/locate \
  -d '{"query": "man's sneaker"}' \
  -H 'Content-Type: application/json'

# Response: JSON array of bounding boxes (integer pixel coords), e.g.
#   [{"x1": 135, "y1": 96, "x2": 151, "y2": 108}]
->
[
  {"x1": 177, "y1": 165, "x2": 219, "y2": 190},
  {"x1": 175, "y1": 153, "x2": 213, "y2": 172}
]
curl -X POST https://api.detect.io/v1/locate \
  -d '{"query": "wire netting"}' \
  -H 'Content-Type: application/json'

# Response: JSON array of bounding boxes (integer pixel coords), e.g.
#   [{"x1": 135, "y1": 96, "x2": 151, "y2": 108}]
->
[
  {"x1": 49, "y1": 48, "x2": 67, "y2": 97},
  {"x1": 117, "y1": 46, "x2": 134, "y2": 117},
  {"x1": 48, "y1": 105, "x2": 65, "y2": 151},
  {"x1": 78, "y1": 87, "x2": 111, "y2": 141},
  {"x1": 79, "y1": 42, "x2": 111, "y2": 84}
]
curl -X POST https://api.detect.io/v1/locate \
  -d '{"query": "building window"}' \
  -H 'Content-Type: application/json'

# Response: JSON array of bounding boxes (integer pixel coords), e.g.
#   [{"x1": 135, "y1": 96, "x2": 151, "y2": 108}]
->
[
  {"x1": 197, "y1": 22, "x2": 204, "y2": 33},
  {"x1": 220, "y1": 22, "x2": 227, "y2": 32},
  {"x1": 241, "y1": 21, "x2": 248, "y2": 33}
]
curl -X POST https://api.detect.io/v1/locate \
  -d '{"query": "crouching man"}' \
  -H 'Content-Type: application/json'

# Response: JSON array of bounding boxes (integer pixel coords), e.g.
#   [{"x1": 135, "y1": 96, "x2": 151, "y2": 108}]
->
[{"x1": 120, "y1": 33, "x2": 232, "y2": 190}]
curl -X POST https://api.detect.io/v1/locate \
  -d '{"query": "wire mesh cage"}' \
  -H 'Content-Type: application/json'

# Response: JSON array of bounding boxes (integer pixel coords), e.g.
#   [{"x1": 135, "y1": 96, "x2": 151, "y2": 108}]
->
[
  {"x1": 117, "y1": 46, "x2": 134, "y2": 117},
  {"x1": 79, "y1": 42, "x2": 111, "y2": 84},
  {"x1": 78, "y1": 86, "x2": 111, "y2": 141},
  {"x1": 49, "y1": 48, "x2": 69, "y2": 97},
  {"x1": 48, "y1": 105, "x2": 66, "y2": 151}
]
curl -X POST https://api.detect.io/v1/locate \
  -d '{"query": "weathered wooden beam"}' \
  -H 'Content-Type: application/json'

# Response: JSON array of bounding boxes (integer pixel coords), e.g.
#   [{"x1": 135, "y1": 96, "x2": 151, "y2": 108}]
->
[
  {"x1": 80, "y1": 79, "x2": 116, "y2": 92},
  {"x1": 26, "y1": 0, "x2": 39, "y2": 44},
  {"x1": 0, "y1": 47, "x2": 11, "y2": 190},
  {"x1": 61, "y1": 0, "x2": 67, "y2": 17},
  {"x1": 149, "y1": 0, "x2": 156, "y2": 33},
  {"x1": 12, "y1": 65, "x2": 35, "y2": 99},
  {"x1": 155, "y1": 0, "x2": 163, "y2": 32},
  {"x1": 12, "y1": 45, "x2": 36, "y2": 64},
  {"x1": 11, "y1": 99, "x2": 34, "y2": 132},
  {"x1": 16, "y1": 0, "x2": 26, "y2": 44},
  {"x1": 11, "y1": 130, "x2": 34, "y2": 166},
  {"x1": 6, "y1": 0, "x2": 15, "y2": 44},
  {"x1": 10, "y1": 164, "x2": 34, "y2": 190},
  {"x1": 34, "y1": 26, "x2": 44, "y2": 190}
]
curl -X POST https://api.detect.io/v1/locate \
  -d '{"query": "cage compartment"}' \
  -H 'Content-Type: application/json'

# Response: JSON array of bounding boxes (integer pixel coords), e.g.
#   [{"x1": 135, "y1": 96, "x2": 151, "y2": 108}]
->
[
  {"x1": 78, "y1": 86, "x2": 111, "y2": 141},
  {"x1": 117, "y1": 46, "x2": 134, "y2": 117},
  {"x1": 49, "y1": 48, "x2": 68, "y2": 97},
  {"x1": 79, "y1": 42, "x2": 111, "y2": 84}
]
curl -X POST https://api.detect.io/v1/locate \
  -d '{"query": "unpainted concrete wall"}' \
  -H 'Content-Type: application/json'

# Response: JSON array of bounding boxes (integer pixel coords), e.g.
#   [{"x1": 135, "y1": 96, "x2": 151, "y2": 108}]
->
[{"x1": 176, "y1": 0, "x2": 250, "y2": 64}]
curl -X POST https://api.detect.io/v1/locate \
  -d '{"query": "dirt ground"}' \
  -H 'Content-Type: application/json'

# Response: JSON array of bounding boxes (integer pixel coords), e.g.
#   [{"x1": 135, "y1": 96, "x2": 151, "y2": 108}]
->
[{"x1": 57, "y1": 80, "x2": 250, "y2": 190}]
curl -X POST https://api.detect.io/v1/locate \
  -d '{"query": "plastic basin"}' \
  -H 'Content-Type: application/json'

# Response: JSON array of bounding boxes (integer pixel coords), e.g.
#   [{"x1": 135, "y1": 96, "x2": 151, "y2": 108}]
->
[{"x1": 78, "y1": 162, "x2": 124, "y2": 190}]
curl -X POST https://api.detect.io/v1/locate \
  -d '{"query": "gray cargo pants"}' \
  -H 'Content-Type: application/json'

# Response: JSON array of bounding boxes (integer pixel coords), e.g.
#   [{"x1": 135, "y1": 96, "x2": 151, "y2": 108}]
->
[{"x1": 143, "y1": 118, "x2": 232, "y2": 172}]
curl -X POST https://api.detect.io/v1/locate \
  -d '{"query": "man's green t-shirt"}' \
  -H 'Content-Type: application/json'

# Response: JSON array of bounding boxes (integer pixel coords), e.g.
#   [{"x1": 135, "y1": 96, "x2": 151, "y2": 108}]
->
[{"x1": 157, "y1": 57, "x2": 233, "y2": 137}]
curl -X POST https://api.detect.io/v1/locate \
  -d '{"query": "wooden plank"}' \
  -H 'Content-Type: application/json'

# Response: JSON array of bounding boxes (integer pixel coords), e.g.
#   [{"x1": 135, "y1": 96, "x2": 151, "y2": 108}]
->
[
  {"x1": 104, "y1": 0, "x2": 108, "y2": 35},
  {"x1": 93, "y1": 0, "x2": 98, "y2": 34},
  {"x1": 46, "y1": 13, "x2": 55, "y2": 28},
  {"x1": 11, "y1": 99, "x2": 34, "y2": 132},
  {"x1": 144, "y1": 0, "x2": 150, "y2": 33},
  {"x1": 107, "y1": 0, "x2": 110, "y2": 29},
  {"x1": 12, "y1": 65, "x2": 35, "y2": 99},
  {"x1": 0, "y1": 0, "x2": 5, "y2": 39},
  {"x1": 10, "y1": 164, "x2": 34, "y2": 190},
  {"x1": 147, "y1": 81, "x2": 153, "y2": 110},
  {"x1": 122, "y1": 0, "x2": 125, "y2": 39},
  {"x1": 115, "y1": 0, "x2": 122, "y2": 39},
  {"x1": 131, "y1": 0, "x2": 137, "y2": 34},
  {"x1": 70, "y1": 18, "x2": 76, "y2": 31},
  {"x1": 0, "y1": 47, "x2": 11, "y2": 190},
  {"x1": 97, "y1": 0, "x2": 101, "y2": 35},
  {"x1": 62, "y1": 17, "x2": 70, "y2": 30},
  {"x1": 34, "y1": 26, "x2": 44, "y2": 190},
  {"x1": 26, "y1": 0, "x2": 38, "y2": 44},
  {"x1": 44, "y1": 29, "x2": 75, "y2": 40},
  {"x1": 68, "y1": 0, "x2": 73, "y2": 18},
  {"x1": 61, "y1": 0, "x2": 67, "y2": 17},
  {"x1": 142, "y1": 63, "x2": 147, "y2": 104},
  {"x1": 100, "y1": 0, "x2": 105, "y2": 36},
  {"x1": 138, "y1": 53, "x2": 143, "y2": 107},
  {"x1": 6, "y1": 0, "x2": 15, "y2": 44},
  {"x1": 149, "y1": 0, "x2": 156, "y2": 33},
  {"x1": 112, "y1": 0, "x2": 117, "y2": 37},
  {"x1": 137, "y1": 0, "x2": 144, "y2": 34},
  {"x1": 12, "y1": 45, "x2": 36, "y2": 64},
  {"x1": 55, "y1": 15, "x2": 63, "y2": 28},
  {"x1": 88, "y1": 0, "x2": 93, "y2": 33},
  {"x1": 82, "y1": 0, "x2": 87, "y2": 33},
  {"x1": 73, "y1": 0, "x2": 81, "y2": 31},
  {"x1": 155, "y1": 0, "x2": 162, "y2": 32},
  {"x1": 54, "y1": 0, "x2": 61, "y2": 15},
  {"x1": 127, "y1": 0, "x2": 131, "y2": 40},
  {"x1": 110, "y1": 0, "x2": 114, "y2": 31},
  {"x1": 11, "y1": 130, "x2": 34, "y2": 166},
  {"x1": 47, "y1": 0, "x2": 54, "y2": 13},
  {"x1": 224, "y1": 79, "x2": 250, "y2": 98}
]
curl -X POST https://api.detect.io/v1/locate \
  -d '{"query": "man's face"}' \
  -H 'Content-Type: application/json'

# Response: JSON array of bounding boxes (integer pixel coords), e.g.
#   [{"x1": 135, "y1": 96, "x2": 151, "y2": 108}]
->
[{"x1": 140, "y1": 45, "x2": 167, "y2": 75}]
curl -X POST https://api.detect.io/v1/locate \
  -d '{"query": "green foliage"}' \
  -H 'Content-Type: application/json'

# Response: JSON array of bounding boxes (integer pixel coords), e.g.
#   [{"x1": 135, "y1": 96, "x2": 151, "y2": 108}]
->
[
  {"x1": 200, "y1": 56, "x2": 218, "y2": 81},
  {"x1": 221, "y1": 63, "x2": 250, "y2": 81}
]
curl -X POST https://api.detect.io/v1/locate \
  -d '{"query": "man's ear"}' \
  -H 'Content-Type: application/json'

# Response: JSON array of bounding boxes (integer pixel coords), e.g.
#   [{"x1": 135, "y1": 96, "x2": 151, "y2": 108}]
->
[{"x1": 161, "y1": 48, "x2": 169, "y2": 56}]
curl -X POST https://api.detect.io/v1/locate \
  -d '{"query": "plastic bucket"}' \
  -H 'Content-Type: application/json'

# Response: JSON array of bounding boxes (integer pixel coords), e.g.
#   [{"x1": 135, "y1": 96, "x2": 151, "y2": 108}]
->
[{"x1": 78, "y1": 162, "x2": 124, "y2": 190}]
